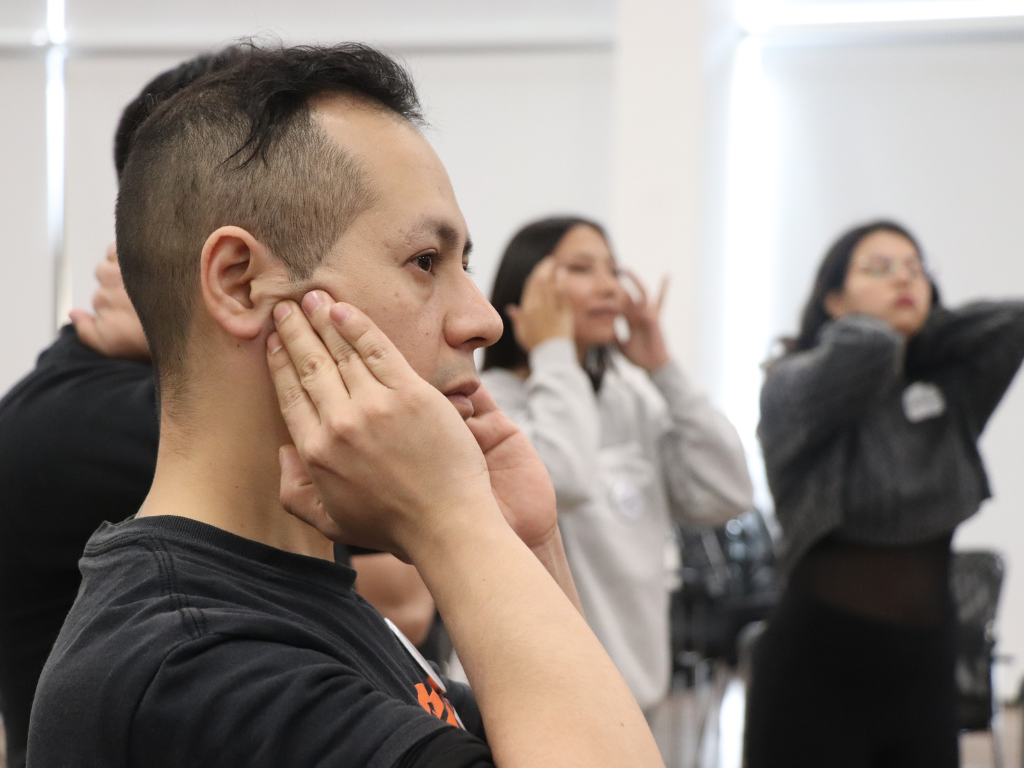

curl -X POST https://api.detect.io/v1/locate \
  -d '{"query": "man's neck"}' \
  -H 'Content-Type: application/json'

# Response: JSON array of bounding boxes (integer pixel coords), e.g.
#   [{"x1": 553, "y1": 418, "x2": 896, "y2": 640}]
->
[{"x1": 137, "y1": 362, "x2": 334, "y2": 561}]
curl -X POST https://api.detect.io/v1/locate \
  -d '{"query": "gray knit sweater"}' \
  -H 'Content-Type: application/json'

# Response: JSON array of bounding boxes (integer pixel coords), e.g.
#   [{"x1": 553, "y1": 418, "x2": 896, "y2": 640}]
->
[{"x1": 759, "y1": 302, "x2": 1024, "y2": 571}]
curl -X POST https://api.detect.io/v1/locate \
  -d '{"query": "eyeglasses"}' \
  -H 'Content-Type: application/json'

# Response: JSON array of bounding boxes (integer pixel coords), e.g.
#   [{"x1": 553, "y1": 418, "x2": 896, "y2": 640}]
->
[{"x1": 853, "y1": 256, "x2": 927, "y2": 281}]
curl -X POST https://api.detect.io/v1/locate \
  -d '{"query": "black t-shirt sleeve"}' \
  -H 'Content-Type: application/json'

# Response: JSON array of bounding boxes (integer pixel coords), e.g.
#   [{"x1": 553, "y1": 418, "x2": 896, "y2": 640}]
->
[
  {"x1": 439, "y1": 679, "x2": 486, "y2": 740},
  {"x1": 392, "y1": 728, "x2": 494, "y2": 768},
  {"x1": 129, "y1": 638, "x2": 470, "y2": 768}
]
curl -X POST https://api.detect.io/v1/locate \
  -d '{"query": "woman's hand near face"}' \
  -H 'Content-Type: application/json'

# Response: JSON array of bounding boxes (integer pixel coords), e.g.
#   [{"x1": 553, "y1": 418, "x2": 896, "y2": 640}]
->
[
  {"x1": 618, "y1": 270, "x2": 671, "y2": 372},
  {"x1": 506, "y1": 257, "x2": 574, "y2": 353}
]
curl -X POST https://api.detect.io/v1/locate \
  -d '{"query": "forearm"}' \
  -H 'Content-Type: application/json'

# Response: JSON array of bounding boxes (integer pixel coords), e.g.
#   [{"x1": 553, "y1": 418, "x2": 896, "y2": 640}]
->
[
  {"x1": 409, "y1": 512, "x2": 661, "y2": 768},
  {"x1": 761, "y1": 314, "x2": 903, "y2": 462},
  {"x1": 521, "y1": 340, "x2": 601, "y2": 502},
  {"x1": 650, "y1": 363, "x2": 753, "y2": 523},
  {"x1": 528, "y1": 528, "x2": 584, "y2": 616}
]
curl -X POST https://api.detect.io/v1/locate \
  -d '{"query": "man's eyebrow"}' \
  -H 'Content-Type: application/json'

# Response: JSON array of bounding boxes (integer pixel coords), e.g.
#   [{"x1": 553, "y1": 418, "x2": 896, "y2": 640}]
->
[{"x1": 408, "y1": 219, "x2": 471, "y2": 257}]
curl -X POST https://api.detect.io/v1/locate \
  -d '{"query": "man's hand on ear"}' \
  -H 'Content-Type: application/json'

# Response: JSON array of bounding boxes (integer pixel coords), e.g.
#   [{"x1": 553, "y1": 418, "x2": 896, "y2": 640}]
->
[
  {"x1": 267, "y1": 291, "x2": 498, "y2": 559},
  {"x1": 69, "y1": 245, "x2": 150, "y2": 362}
]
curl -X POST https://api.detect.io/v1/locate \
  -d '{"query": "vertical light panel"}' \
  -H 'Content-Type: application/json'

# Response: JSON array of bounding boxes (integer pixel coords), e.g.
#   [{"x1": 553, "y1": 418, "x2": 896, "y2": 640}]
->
[
  {"x1": 46, "y1": 0, "x2": 67, "y2": 330},
  {"x1": 720, "y1": 36, "x2": 780, "y2": 511}
]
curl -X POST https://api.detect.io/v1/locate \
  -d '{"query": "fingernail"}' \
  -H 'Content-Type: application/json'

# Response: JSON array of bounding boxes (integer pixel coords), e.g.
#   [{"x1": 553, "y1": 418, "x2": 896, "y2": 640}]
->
[
  {"x1": 302, "y1": 291, "x2": 323, "y2": 316},
  {"x1": 330, "y1": 304, "x2": 350, "y2": 326},
  {"x1": 267, "y1": 332, "x2": 282, "y2": 354},
  {"x1": 273, "y1": 303, "x2": 292, "y2": 324}
]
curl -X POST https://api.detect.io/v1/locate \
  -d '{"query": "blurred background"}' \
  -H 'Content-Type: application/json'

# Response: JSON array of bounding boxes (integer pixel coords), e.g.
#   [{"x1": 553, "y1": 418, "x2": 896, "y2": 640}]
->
[{"x1": 2, "y1": 0, "x2": 1024, "y2": 763}]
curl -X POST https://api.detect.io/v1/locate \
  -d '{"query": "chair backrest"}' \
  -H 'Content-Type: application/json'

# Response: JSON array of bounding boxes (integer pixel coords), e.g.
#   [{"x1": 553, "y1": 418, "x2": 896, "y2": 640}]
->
[
  {"x1": 949, "y1": 549, "x2": 1005, "y2": 732},
  {"x1": 950, "y1": 550, "x2": 1005, "y2": 632}
]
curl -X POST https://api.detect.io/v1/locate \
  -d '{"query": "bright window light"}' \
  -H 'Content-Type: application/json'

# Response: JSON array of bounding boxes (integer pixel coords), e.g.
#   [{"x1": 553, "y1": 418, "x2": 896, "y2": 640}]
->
[
  {"x1": 46, "y1": 0, "x2": 68, "y2": 328},
  {"x1": 720, "y1": 36, "x2": 779, "y2": 512},
  {"x1": 47, "y1": 0, "x2": 66, "y2": 45},
  {"x1": 737, "y1": 0, "x2": 1024, "y2": 34}
]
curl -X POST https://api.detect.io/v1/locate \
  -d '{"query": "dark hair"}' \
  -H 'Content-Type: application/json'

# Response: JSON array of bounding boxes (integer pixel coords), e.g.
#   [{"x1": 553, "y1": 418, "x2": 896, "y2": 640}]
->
[
  {"x1": 483, "y1": 216, "x2": 607, "y2": 373},
  {"x1": 116, "y1": 42, "x2": 422, "y2": 404},
  {"x1": 781, "y1": 219, "x2": 941, "y2": 355},
  {"x1": 114, "y1": 46, "x2": 249, "y2": 179}
]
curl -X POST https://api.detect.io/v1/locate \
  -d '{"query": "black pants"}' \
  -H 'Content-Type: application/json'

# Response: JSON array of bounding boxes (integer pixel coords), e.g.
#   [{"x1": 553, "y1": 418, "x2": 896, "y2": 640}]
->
[{"x1": 744, "y1": 587, "x2": 959, "y2": 768}]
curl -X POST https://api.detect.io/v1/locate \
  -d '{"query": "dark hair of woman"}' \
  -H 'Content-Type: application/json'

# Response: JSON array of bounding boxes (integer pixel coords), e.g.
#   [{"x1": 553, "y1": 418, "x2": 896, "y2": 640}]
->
[
  {"x1": 780, "y1": 219, "x2": 942, "y2": 356},
  {"x1": 483, "y1": 216, "x2": 609, "y2": 378}
]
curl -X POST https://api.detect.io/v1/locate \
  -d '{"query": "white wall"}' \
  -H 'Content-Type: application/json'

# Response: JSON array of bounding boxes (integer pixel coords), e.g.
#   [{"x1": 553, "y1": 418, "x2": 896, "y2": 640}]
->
[
  {"x1": 60, "y1": 48, "x2": 614, "y2": 324},
  {"x1": 0, "y1": 55, "x2": 50, "y2": 395},
  {"x1": 0, "y1": 0, "x2": 615, "y2": 395}
]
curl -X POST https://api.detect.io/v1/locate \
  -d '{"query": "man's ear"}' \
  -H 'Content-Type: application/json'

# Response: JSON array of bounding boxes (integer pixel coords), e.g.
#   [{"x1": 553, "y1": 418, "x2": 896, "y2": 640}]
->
[
  {"x1": 200, "y1": 226, "x2": 284, "y2": 341},
  {"x1": 823, "y1": 289, "x2": 847, "y2": 319}
]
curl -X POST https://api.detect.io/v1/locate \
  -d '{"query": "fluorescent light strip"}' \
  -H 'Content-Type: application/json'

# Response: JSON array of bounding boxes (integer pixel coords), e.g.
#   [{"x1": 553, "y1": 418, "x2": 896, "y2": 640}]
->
[
  {"x1": 720, "y1": 37, "x2": 778, "y2": 513},
  {"x1": 737, "y1": 0, "x2": 1024, "y2": 33},
  {"x1": 47, "y1": 0, "x2": 67, "y2": 44},
  {"x1": 46, "y1": 0, "x2": 68, "y2": 330}
]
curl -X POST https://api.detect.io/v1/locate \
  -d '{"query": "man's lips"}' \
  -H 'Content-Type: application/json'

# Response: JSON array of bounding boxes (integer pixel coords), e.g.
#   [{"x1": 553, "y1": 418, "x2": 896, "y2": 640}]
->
[
  {"x1": 443, "y1": 379, "x2": 481, "y2": 419},
  {"x1": 895, "y1": 295, "x2": 916, "y2": 308}
]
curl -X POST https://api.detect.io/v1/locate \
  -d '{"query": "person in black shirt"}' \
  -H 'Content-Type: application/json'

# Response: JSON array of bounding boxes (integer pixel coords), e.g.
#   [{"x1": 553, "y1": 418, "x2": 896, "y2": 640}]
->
[
  {"x1": 27, "y1": 43, "x2": 663, "y2": 768},
  {"x1": 0, "y1": 318, "x2": 155, "y2": 768},
  {"x1": 0, "y1": 48, "x2": 431, "y2": 768}
]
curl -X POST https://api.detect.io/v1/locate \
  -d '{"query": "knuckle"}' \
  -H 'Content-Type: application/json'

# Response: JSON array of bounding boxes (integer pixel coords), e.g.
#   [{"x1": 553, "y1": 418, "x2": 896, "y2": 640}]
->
[
  {"x1": 278, "y1": 385, "x2": 307, "y2": 413},
  {"x1": 297, "y1": 353, "x2": 326, "y2": 382},
  {"x1": 361, "y1": 339, "x2": 390, "y2": 365},
  {"x1": 304, "y1": 436, "x2": 333, "y2": 469},
  {"x1": 334, "y1": 345, "x2": 359, "y2": 370},
  {"x1": 325, "y1": 413, "x2": 355, "y2": 440}
]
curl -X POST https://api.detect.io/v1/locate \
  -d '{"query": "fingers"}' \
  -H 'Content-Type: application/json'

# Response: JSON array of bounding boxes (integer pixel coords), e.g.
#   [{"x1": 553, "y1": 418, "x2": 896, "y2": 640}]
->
[
  {"x1": 95, "y1": 257, "x2": 124, "y2": 289},
  {"x1": 467, "y1": 380, "x2": 499, "y2": 418},
  {"x1": 267, "y1": 326, "x2": 324, "y2": 444},
  {"x1": 297, "y1": 291, "x2": 381, "y2": 396},
  {"x1": 522, "y1": 257, "x2": 557, "y2": 302},
  {"x1": 620, "y1": 268, "x2": 648, "y2": 305},
  {"x1": 654, "y1": 275, "x2": 669, "y2": 314},
  {"x1": 323, "y1": 300, "x2": 416, "y2": 391},
  {"x1": 272, "y1": 300, "x2": 352, "y2": 413},
  {"x1": 278, "y1": 445, "x2": 347, "y2": 541},
  {"x1": 68, "y1": 309, "x2": 99, "y2": 348}
]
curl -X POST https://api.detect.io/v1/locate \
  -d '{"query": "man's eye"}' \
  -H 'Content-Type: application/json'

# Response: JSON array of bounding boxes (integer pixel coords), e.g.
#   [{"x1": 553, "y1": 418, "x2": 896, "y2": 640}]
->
[{"x1": 414, "y1": 253, "x2": 435, "y2": 272}]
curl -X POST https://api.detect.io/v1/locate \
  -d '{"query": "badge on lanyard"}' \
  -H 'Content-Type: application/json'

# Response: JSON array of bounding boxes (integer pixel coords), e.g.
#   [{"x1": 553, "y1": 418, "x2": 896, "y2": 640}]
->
[{"x1": 385, "y1": 618, "x2": 465, "y2": 729}]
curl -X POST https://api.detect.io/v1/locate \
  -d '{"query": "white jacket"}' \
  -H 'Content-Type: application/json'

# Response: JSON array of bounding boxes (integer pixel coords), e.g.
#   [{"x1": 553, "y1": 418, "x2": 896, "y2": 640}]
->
[{"x1": 482, "y1": 338, "x2": 753, "y2": 709}]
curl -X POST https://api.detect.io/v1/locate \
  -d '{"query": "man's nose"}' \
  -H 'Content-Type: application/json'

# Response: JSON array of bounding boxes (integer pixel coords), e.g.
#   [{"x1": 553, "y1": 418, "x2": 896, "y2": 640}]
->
[{"x1": 449, "y1": 275, "x2": 503, "y2": 350}]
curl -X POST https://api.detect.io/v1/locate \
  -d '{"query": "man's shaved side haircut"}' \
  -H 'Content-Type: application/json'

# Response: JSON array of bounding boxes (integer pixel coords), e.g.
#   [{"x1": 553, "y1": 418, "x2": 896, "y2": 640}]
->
[
  {"x1": 115, "y1": 43, "x2": 423, "y2": 399},
  {"x1": 113, "y1": 45, "x2": 249, "y2": 180}
]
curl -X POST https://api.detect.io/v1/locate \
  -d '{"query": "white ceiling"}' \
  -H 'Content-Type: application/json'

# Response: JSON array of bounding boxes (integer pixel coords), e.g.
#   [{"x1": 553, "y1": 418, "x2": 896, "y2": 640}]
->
[{"x1": 0, "y1": 0, "x2": 618, "y2": 49}]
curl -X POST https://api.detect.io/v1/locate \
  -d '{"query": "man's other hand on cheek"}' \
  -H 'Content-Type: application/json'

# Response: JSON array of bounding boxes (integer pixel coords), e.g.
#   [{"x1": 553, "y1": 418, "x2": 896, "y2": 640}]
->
[{"x1": 266, "y1": 291, "x2": 500, "y2": 559}]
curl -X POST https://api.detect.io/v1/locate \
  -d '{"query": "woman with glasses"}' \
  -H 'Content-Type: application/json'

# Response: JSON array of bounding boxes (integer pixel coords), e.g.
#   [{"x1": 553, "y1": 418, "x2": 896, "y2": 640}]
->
[
  {"x1": 744, "y1": 220, "x2": 1024, "y2": 767},
  {"x1": 481, "y1": 216, "x2": 753, "y2": 715}
]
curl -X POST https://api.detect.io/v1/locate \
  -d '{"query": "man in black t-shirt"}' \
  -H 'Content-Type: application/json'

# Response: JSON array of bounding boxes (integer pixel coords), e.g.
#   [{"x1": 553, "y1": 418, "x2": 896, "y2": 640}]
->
[
  {"x1": 0, "y1": 51, "x2": 437, "y2": 768},
  {"x1": 28, "y1": 43, "x2": 664, "y2": 768}
]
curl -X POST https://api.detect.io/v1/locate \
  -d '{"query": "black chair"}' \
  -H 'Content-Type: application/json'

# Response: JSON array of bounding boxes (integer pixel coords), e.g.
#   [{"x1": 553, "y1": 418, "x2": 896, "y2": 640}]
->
[
  {"x1": 671, "y1": 510, "x2": 781, "y2": 669},
  {"x1": 950, "y1": 550, "x2": 1005, "y2": 766}
]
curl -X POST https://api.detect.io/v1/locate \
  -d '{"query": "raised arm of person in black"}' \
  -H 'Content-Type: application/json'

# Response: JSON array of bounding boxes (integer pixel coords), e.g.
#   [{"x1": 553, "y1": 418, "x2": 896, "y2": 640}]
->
[{"x1": 909, "y1": 300, "x2": 1024, "y2": 436}]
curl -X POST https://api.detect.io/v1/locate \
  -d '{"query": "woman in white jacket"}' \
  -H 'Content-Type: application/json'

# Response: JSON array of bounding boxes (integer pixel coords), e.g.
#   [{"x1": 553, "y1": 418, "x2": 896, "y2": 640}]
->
[{"x1": 481, "y1": 216, "x2": 753, "y2": 712}]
